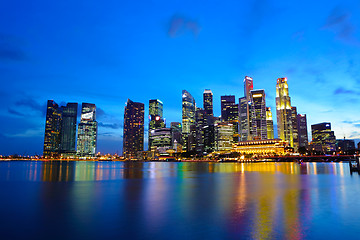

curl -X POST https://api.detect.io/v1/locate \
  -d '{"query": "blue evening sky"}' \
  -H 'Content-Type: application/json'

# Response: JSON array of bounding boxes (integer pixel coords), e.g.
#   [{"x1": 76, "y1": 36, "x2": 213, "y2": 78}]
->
[{"x1": 1, "y1": 0, "x2": 360, "y2": 155}]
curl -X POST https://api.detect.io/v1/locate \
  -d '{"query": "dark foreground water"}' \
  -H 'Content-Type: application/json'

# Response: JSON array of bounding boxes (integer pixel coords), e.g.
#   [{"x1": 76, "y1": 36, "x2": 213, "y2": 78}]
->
[{"x1": 1, "y1": 161, "x2": 360, "y2": 240}]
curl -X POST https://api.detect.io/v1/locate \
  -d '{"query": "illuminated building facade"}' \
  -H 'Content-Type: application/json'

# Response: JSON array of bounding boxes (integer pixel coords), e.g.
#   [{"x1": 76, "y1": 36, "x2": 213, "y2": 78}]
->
[
  {"x1": 239, "y1": 97, "x2": 249, "y2": 141},
  {"x1": 203, "y1": 89, "x2": 213, "y2": 117},
  {"x1": 291, "y1": 107, "x2": 299, "y2": 151},
  {"x1": 336, "y1": 139, "x2": 355, "y2": 153},
  {"x1": 239, "y1": 76, "x2": 254, "y2": 141},
  {"x1": 195, "y1": 108, "x2": 206, "y2": 154},
  {"x1": 221, "y1": 95, "x2": 235, "y2": 121},
  {"x1": 215, "y1": 122, "x2": 233, "y2": 151},
  {"x1": 60, "y1": 103, "x2": 78, "y2": 155},
  {"x1": 148, "y1": 99, "x2": 165, "y2": 150},
  {"x1": 171, "y1": 122, "x2": 182, "y2": 151},
  {"x1": 233, "y1": 139, "x2": 287, "y2": 155},
  {"x1": 182, "y1": 90, "x2": 196, "y2": 151},
  {"x1": 123, "y1": 99, "x2": 144, "y2": 158},
  {"x1": 77, "y1": 103, "x2": 98, "y2": 157},
  {"x1": 225, "y1": 103, "x2": 239, "y2": 143},
  {"x1": 266, "y1": 107, "x2": 274, "y2": 139},
  {"x1": 297, "y1": 114, "x2": 308, "y2": 148},
  {"x1": 311, "y1": 122, "x2": 336, "y2": 152},
  {"x1": 250, "y1": 89, "x2": 267, "y2": 140},
  {"x1": 276, "y1": 78, "x2": 293, "y2": 147},
  {"x1": 149, "y1": 128, "x2": 172, "y2": 154},
  {"x1": 43, "y1": 100, "x2": 62, "y2": 158}
]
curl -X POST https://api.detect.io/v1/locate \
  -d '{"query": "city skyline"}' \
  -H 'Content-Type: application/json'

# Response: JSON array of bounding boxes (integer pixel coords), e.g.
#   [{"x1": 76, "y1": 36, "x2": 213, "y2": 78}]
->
[{"x1": 1, "y1": 0, "x2": 360, "y2": 155}]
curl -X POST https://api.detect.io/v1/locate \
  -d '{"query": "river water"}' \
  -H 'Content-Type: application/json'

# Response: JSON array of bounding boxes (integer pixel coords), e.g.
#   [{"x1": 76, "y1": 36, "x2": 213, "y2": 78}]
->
[{"x1": 0, "y1": 161, "x2": 360, "y2": 239}]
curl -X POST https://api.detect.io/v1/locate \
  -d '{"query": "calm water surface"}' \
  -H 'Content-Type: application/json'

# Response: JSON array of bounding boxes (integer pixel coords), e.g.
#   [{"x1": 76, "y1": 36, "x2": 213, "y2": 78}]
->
[{"x1": 1, "y1": 161, "x2": 360, "y2": 239}]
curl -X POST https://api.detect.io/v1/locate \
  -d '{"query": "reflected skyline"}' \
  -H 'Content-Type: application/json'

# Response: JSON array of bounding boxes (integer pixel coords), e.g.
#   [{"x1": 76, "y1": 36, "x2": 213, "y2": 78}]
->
[{"x1": 1, "y1": 161, "x2": 360, "y2": 239}]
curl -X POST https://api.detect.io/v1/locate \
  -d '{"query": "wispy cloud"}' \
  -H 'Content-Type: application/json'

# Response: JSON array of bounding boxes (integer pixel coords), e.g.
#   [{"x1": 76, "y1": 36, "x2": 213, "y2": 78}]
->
[
  {"x1": 322, "y1": 7, "x2": 359, "y2": 46},
  {"x1": 334, "y1": 87, "x2": 360, "y2": 95},
  {"x1": 168, "y1": 14, "x2": 201, "y2": 38},
  {"x1": 98, "y1": 122, "x2": 121, "y2": 129},
  {"x1": 0, "y1": 33, "x2": 28, "y2": 61}
]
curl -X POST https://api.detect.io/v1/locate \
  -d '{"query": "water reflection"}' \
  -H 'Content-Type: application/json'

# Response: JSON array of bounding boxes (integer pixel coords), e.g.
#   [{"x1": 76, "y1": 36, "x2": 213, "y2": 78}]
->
[{"x1": 1, "y1": 161, "x2": 360, "y2": 239}]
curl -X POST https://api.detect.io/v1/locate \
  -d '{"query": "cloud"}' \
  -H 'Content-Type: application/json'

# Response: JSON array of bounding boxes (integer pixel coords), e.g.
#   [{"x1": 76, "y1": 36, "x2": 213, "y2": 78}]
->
[
  {"x1": 0, "y1": 49, "x2": 27, "y2": 61},
  {"x1": 15, "y1": 98, "x2": 46, "y2": 116},
  {"x1": 4, "y1": 128, "x2": 43, "y2": 138},
  {"x1": 334, "y1": 87, "x2": 360, "y2": 95},
  {"x1": 7, "y1": 108, "x2": 26, "y2": 117},
  {"x1": 322, "y1": 7, "x2": 359, "y2": 45},
  {"x1": 0, "y1": 33, "x2": 28, "y2": 61},
  {"x1": 98, "y1": 122, "x2": 121, "y2": 129},
  {"x1": 168, "y1": 14, "x2": 201, "y2": 38}
]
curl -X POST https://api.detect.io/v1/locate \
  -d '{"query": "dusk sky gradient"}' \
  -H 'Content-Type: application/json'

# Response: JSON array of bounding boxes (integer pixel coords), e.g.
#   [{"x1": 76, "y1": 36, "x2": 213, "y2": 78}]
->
[{"x1": 1, "y1": 0, "x2": 360, "y2": 155}]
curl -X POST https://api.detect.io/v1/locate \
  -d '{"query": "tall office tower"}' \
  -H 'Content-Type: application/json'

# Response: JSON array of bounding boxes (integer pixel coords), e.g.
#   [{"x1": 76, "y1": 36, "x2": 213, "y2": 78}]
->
[
  {"x1": 171, "y1": 122, "x2": 182, "y2": 152},
  {"x1": 214, "y1": 122, "x2": 233, "y2": 151},
  {"x1": 203, "y1": 116, "x2": 217, "y2": 154},
  {"x1": 77, "y1": 103, "x2": 98, "y2": 157},
  {"x1": 239, "y1": 76, "x2": 254, "y2": 141},
  {"x1": 311, "y1": 122, "x2": 336, "y2": 152},
  {"x1": 225, "y1": 103, "x2": 239, "y2": 142},
  {"x1": 148, "y1": 128, "x2": 172, "y2": 154},
  {"x1": 123, "y1": 99, "x2": 144, "y2": 158},
  {"x1": 291, "y1": 107, "x2": 299, "y2": 151},
  {"x1": 148, "y1": 99, "x2": 165, "y2": 150},
  {"x1": 239, "y1": 97, "x2": 249, "y2": 141},
  {"x1": 249, "y1": 90, "x2": 267, "y2": 140},
  {"x1": 276, "y1": 78, "x2": 293, "y2": 147},
  {"x1": 244, "y1": 76, "x2": 254, "y2": 100},
  {"x1": 195, "y1": 108, "x2": 206, "y2": 155},
  {"x1": 43, "y1": 100, "x2": 62, "y2": 158},
  {"x1": 182, "y1": 90, "x2": 196, "y2": 151},
  {"x1": 266, "y1": 107, "x2": 274, "y2": 139},
  {"x1": 60, "y1": 103, "x2": 78, "y2": 154},
  {"x1": 203, "y1": 89, "x2": 213, "y2": 117},
  {"x1": 297, "y1": 114, "x2": 308, "y2": 148},
  {"x1": 221, "y1": 95, "x2": 235, "y2": 121}
]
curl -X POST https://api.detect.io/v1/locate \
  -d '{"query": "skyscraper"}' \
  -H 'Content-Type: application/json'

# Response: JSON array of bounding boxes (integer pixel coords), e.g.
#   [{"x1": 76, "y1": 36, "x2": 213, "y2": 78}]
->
[
  {"x1": 221, "y1": 95, "x2": 235, "y2": 121},
  {"x1": 203, "y1": 89, "x2": 213, "y2": 117},
  {"x1": 276, "y1": 78, "x2": 293, "y2": 147},
  {"x1": 311, "y1": 122, "x2": 336, "y2": 152},
  {"x1": 182, "y1": 90, "x2": 196, "y2": 151},
  {"x1": 43, "y1": 100, "x2": 61, "y2": 158},
  {"x1": 266, "y1": 107, "x2": 274, "y2": 139},
  {"x1": 60, "y1": 103, "x2": 78, "y2": 155},
  {"x1": 297, "y1": 114, "x2": 308, "y2": 148},
  {"x1": 239, "y1": 76, "x2": 254, "y2": 141},
  {"x1": 250, "y1": 90, "x2": 267, "y2": 140},
  {"x1": 148, "y1": 99, "x2": 165, "y2": 150},
  {"x1": 123, "y1": 99, "x2": 144, "y2": 158},
  {"x1": 214, "y1": 122, "x2": 233, "y2": 151},
  {"x1": 291, "y1": 106, "x2": 299, "y2": 151},
  {"x1": 77, "y1": 103, "x2": 98, "y2": 157}
]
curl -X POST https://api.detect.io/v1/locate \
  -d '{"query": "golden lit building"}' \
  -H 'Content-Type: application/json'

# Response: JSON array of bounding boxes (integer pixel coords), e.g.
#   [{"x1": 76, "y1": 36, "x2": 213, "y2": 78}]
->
[
  {"x1": 266, "y1": 107, "x2": 274, "y2": 139},
  {"x1": 276, "y1": 78, "x2": 293, "y2": 147},
  {"x1": 233, "y1": 139, "x2": 287, "y2": 155}
]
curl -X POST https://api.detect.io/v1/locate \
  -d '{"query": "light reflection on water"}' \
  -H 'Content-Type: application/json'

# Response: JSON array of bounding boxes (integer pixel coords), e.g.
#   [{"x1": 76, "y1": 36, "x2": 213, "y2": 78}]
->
[{"x1": 0, "y1": 161, "x2": 360, "y2": 239}]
